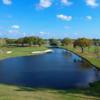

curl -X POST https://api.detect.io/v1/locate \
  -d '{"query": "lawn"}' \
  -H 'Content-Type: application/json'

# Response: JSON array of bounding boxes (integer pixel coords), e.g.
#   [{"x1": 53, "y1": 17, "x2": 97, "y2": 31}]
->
[
  {"x1": 0, "y1": 82, "x2": 100, "y2": 100},
  {"x1": 0, "y1": 46, "x2": 47, "y2": 60},
  {"x1": 62, "y1": 45, "x2": 100, "y2": 68}
]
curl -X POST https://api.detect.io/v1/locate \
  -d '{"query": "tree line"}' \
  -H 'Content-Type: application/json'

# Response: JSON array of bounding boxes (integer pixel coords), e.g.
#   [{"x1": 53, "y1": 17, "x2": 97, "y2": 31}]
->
[
  {"x1": 0, "y1": 36, "x2": 100, "y2": 53},
  {"x1": 0, "y1": 36, "x2": 45, "y2": 47}
]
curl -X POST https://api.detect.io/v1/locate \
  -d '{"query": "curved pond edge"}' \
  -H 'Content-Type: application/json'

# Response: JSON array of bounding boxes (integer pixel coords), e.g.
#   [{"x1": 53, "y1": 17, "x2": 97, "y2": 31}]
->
[
  {"x1": 0, "y1": 47, "x2": 100, "y2": 91},
  {"x1": 0, "y1": 47, "x2": 99, "y2": 70},
  {"x1": 0, "y1": 49, "x2": 53, "y2": 61},
  {"x1": 60, "y1": 47, "x2": 100, "y2": 70}
]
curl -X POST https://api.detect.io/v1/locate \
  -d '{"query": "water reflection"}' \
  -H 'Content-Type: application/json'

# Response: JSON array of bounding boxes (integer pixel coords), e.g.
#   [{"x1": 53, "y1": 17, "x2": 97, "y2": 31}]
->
[{"x1": 0, "y1": 48, "x2": 99, "y2": 89}]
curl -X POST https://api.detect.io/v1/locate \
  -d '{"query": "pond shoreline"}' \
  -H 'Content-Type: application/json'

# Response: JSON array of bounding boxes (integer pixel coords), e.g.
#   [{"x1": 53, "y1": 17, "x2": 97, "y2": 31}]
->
[
  {"x1": 0, "y1": 46, "x2": 99, "y2": 70},
  {"x1": 1, "y1": 48, "x2": 98, "y2": 88},
  {"x1": 60, "y1": 46, "x2": 100, "y2": 70},
  {"x1": 0, "y1": 49, "x2": 53, "y2": 61},
  {"x1": 0, "y1": 47, "x2": 100, "y2": 100}
]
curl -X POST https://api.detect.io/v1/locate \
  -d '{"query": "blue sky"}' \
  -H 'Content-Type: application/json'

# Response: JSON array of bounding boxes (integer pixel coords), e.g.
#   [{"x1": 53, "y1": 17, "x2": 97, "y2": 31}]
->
[{"x1": 0, "y1": 0, "x2": 100, "y2": 39}]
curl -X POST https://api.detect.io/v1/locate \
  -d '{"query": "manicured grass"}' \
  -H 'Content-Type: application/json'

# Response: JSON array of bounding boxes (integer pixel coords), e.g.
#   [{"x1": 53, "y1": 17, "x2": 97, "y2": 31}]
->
[
  {"x1": 0, "y1": 46, "x2": 47, "y2": 60},
  {"x1": 62, "y1": 45, "x2": 100, "y2": 68},
  {"x1": 0, "y1": 82, "x2": 100, "y2": 100}
]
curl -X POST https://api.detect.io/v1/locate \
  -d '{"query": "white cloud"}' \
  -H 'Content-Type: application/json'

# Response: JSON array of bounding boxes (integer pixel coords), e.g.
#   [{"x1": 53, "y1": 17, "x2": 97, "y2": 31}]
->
[
  {"x1": 61, "y1": 0, "x2": 72, "y2": 6},
  {"x1": 39, "y1": 31, "x2": 45, "y2": 34},
  {"x1": 38, "y1": 0, "x2": 52, "y2": 9},
  {"x1": 86, "y1": 16, "x2": 92, "y2": 20},
  {"x1": 11, "y1": 25, "x2": 20, "y2": 29},
  {"x1": 2, "y1": 0, "x2": 12, "y2": 5},
  {"x1": 86, "y1": 0, "x2": 99, "y2": 7},
  {"x1": 8, "y1": 29, "x2": 20, "y2": 34},
  {"x1": 39, "y1": 31, "x2": 49, "y2": 35},
  {"x1": 9, "y1": 25, "x2": 20, "y2": 34},
  {"x1": 57, "y1": 14, "x2": 72, "y2": 21}
]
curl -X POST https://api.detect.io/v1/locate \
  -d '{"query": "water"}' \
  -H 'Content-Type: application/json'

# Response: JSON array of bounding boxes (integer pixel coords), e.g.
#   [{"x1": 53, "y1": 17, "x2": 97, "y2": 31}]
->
[{"x1": 0, "y1": 48, "x2": 99, "y2": 89}]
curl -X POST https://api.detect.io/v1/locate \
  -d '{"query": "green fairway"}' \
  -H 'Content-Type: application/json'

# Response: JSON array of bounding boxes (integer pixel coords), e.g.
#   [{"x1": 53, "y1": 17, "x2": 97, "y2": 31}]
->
[{"x1": 0, "y1": 46, "x2": 47, "y2": 60}]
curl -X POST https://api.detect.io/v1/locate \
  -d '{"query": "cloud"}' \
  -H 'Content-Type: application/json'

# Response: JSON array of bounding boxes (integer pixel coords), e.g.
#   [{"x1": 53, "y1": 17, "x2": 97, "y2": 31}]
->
[
  {"x1": 37, "y1": 0, "x2": 52, "y2": 9},
  {"x1": 2, "y1": 0, "x2": 12, "y2": 5},
  {"x1": 61, "y1": 0, "x2": 72, "y2": 6},
  {"x1": 86, "y1": 0, "x2": 99, "y2": 7},
  {"x1": 11, "y1": 25, "x2": 20, "y2": 29},
  {"x1": 35, "y1": 31, "x2": 50, "y2": 38},
  {"x1": 8, "y1": 29, "x2": 19, "y2": 34},
  {"x1": 57, "y1": 14, "x2": 72, "y2": 21},
  {"x1": 39, "y1": 31, "x2": 49, "y2": 35},
  {"x1": 39, "y1": 31, "x2": 46, "y2": 35},
  {"x1": 86, "y1": 16, "x2": 92, "y2": 20},
  {"x1": 8, "y1": 25, "x2": 20, "y2": 34}
]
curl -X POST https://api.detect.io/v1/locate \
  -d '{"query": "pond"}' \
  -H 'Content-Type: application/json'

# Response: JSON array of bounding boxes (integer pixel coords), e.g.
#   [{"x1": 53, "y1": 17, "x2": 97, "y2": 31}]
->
[{"x1": 0, "y1": 48, "x2": 100, "y2": 89}]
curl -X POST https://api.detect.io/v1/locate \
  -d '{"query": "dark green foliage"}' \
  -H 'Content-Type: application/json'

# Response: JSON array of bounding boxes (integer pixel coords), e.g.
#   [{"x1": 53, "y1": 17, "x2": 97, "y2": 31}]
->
[
  {"x1": 49, "y1": 39, "x2": 61, "y2": 46},
  {"x1": 0, "y1": 38, "x2": 6, "y2": 46},
  {"x1": 93, "y1": 39, "x2": 100, "y2": 46},
  {"x1": 62, "y1": 38, "x2": 72, "y2": 46},
  {"x1": 16, "y1": 36, "x2": 45, "y2": 47},
  {"x1": 73, "y1": 38, "x2": 92, "y2": 53}
]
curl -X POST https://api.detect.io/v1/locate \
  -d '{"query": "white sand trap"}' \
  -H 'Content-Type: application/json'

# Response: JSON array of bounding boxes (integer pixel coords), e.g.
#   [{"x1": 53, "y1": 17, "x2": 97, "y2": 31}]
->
[
  {"x1": 6, "y1": 51, "x2": 12, "y2": 54},
  {"x1": 32, "y1": 49, "x2": 53, "y2": 54}
]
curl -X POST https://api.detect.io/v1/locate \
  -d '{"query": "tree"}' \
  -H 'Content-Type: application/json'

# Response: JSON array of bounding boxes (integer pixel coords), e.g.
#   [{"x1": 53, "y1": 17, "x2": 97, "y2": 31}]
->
[
  {"x1": 0, "y1": 38, "x2": 6, "y2": 47},
  {"x1": 93, "y1": 39, "x2": 100, "y2": 58},
  {"x1": 73, "y1": 38, "x2": 92, "y2": 53},
  {"x1": 5, "y1": 38, "x2": 16, "y2": 46},
  {"x1": 93, "y1": 39, "x2": 100, "y2": 46},
  {"x1": 62, "y1": 38, "x2": 72, "y2": 46},
  {"x1": 49, "y1": 39, "x2": 61, "y2": 46},
  {"x1": 37, "y1": 38, "x2": 45, "y2": 46},
  {"x1": 16, "y1": 36, "x2": 45, "y2": 47},
  {"x1": 16, "y1": 38, "x2": 24, "y2": 46},
  {"x1": 23, "y1": 37, "x2": 33, "y2": 46}
]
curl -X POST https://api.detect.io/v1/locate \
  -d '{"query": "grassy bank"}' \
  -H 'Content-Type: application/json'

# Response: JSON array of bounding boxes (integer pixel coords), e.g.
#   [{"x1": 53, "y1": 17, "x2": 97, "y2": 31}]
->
[
  {"x1": 0, "y1": 82, "x2": 100, "y2": 100},
  {"x1": 62, "y1": 45, "x2": 100, "y2": 68},
  {"x1": 0, "y1": 46, "x2": 47, "y2": 60}
]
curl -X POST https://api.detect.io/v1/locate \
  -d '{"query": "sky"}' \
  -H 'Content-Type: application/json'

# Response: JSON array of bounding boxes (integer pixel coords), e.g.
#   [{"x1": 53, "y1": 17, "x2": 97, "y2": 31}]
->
[{"x1": 0, "y1": 0, "x2": 100, "y2": 39}]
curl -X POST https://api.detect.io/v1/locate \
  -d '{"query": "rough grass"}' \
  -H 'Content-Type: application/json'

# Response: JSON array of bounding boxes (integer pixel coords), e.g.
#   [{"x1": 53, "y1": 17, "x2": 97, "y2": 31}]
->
[
  {"x1": 0, "y1": 82, "x2": 100, "y2": 100},
  {"x1": 62, "y1": 45, "x2": 100, "y2": 68}
]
